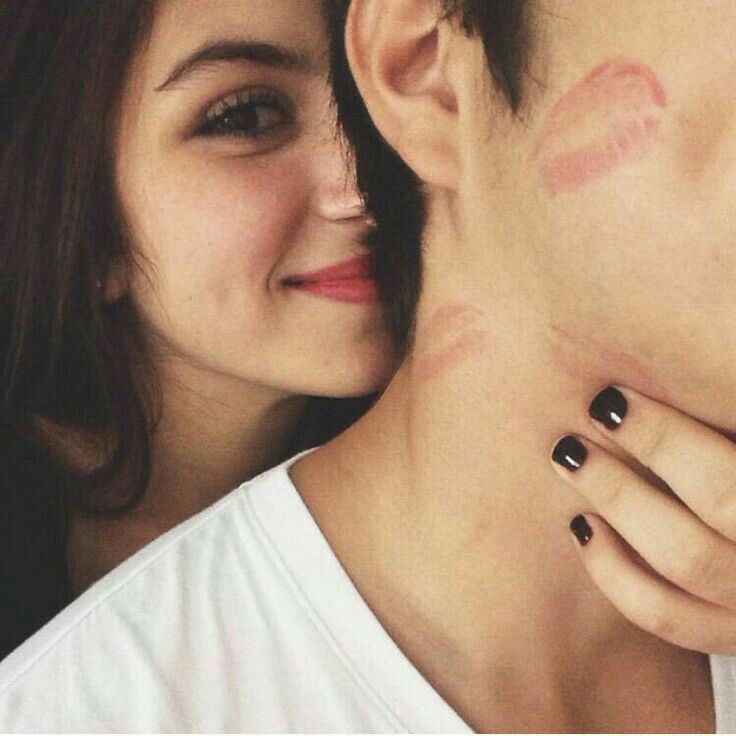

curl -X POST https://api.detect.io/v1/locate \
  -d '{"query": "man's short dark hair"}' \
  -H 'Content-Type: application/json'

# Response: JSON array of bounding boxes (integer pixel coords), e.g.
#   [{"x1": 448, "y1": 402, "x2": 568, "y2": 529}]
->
[
  {"x1": 442, "y1": 0, "x2": 532, "y2": 111},
  {"x1": 326, "y1": 1, "x2": 533, "y2": 352}
]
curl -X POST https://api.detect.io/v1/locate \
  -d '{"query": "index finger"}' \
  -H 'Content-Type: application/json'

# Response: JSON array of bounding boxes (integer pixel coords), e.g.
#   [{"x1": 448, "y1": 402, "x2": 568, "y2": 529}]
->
[{"x1": 588, "y1": 386, "x2": 736, "y2": 540}]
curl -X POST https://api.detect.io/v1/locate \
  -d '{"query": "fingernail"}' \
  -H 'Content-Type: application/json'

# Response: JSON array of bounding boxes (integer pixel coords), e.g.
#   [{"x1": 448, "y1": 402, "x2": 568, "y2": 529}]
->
[
  {"x1": 589, "y1": 386, "x2": 628, "y2": 430},
  {"x1": 552, "y1": 435, "x2": 588, "y2": 472},
  {"x1": 570, "y1": 515, "x2": 593, "y2": 546}
]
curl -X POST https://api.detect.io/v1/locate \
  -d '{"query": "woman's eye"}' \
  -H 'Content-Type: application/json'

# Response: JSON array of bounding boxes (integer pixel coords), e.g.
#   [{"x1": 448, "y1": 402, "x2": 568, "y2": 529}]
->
[{"x1": 196, "y1": 89, "x2": 295, "y2": 140}]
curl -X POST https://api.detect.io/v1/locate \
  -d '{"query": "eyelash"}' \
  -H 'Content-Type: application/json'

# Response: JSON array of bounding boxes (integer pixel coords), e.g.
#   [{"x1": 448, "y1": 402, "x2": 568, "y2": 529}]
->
[{"x1": 195, "y1": 88, "x2": 296, "y2": 140}]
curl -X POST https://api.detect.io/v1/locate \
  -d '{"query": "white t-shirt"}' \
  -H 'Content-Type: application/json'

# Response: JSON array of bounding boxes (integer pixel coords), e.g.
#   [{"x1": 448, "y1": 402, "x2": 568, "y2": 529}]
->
[{"x1": 0, "y1": 453, "x2": 735, "y2": 733}]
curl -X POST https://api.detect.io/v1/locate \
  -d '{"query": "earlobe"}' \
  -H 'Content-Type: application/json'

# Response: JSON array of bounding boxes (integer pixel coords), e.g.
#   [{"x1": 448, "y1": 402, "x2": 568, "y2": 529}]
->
[
  {"x1": 101, "y1": 257, "x2": 130, "y2": 303},
  {"x1": 346, "y1": 0, "x2": 460, "y2": 190}
]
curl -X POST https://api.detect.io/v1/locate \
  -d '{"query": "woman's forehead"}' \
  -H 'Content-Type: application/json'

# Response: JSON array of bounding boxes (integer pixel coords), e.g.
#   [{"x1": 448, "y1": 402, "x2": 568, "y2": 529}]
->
[{"x1": 141, "y1": 0, "x2": 329, "y2": 85}]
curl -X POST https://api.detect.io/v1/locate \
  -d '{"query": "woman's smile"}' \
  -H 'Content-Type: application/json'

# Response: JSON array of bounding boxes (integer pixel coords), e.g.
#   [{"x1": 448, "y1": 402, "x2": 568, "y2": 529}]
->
[{"x1": 282, "y1": 253, "x2": 380, "y2": 305}]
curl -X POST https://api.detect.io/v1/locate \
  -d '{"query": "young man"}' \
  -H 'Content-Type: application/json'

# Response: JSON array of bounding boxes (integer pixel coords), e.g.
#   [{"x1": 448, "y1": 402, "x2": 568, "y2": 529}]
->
[
  {"x1": 290, "y1": 1, "x2": 736, "y2": 730},
  {"x1": 2, "y1": 1, "x2": 736, "y2": 731}
]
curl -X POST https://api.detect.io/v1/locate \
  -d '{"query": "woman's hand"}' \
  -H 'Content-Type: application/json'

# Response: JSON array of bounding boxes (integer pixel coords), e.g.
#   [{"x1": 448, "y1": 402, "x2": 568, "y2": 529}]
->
[{"x1": 551, "y1": 385, "x2": 736, "y2": 654}]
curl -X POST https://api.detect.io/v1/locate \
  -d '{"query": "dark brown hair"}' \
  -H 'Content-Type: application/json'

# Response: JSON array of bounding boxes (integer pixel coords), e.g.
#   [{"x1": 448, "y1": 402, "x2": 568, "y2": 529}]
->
[
  {"x1": 1, "y1": 0, "x2": 159, "y2": 660},
  {"x1": 1, "y1": 0, "x2": 372, "y2": 660},
  {"x1": 326, "y1": 1, "x2": 425, "y2": 355}
]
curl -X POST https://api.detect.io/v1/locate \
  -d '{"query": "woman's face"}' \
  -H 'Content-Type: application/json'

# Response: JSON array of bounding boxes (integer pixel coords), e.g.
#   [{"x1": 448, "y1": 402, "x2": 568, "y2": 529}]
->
[{"x1": 115, "y1": 0, "x2": 393, "y2": 401}]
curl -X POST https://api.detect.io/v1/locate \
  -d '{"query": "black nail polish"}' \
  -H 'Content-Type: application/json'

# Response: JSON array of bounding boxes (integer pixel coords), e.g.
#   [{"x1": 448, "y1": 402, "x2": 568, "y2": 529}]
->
[
  {"x1": 589, "y1": 386, "x2": 628, "y2": 430},
  {"x1": 570, "y1": 515, "x2": 593, "y2": 546},
  {"x1": 552, "y1": 435, "x2": 588, "y2": 472}
]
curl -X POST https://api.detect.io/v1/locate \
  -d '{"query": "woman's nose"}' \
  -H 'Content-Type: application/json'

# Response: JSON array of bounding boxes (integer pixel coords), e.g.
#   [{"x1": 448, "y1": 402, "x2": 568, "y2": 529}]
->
[{"x1": 311, "y1": 132, "x2": 367, "y2": 223}]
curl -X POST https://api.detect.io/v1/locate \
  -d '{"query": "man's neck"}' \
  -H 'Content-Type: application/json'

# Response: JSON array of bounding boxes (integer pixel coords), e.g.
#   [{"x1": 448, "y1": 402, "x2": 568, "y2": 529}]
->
[
  {"x1": 298, "y1": 282, "x2": 625, "y2": 638},
  {"x1": 290, "y1": 222, "x2": 709, "y2": 727}
]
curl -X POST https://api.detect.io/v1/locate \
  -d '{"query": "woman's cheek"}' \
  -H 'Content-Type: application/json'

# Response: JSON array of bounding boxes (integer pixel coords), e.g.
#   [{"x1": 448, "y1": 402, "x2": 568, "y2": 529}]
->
[
  {"x1": 153, "y1": 157, "x2": 308, "y2": 302},
  {"x1": 194, "y1": 157, "x2": 308, "y2": 286}
]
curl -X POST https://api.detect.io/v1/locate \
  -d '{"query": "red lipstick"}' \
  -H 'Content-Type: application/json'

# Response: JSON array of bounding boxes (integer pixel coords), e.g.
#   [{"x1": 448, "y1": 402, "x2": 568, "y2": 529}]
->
[{"x1": 283, "y1": 254, "x2": 379, "y2": 305}]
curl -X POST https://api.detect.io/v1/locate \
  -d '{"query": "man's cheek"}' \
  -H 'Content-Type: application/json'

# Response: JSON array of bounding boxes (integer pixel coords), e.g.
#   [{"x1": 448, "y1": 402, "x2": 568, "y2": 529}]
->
[{"x1": 533, "y1": 58, "x2": 668, "y2": 195}]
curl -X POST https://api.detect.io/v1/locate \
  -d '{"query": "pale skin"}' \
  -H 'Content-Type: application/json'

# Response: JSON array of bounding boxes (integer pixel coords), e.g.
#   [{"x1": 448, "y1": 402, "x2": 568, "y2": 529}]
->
[
  {"x1": 292, "y1": 0, "x2": 736, "y2": 731},
  {"x1": 65, "y1": 0, "x2": 393, "y2": 594}
]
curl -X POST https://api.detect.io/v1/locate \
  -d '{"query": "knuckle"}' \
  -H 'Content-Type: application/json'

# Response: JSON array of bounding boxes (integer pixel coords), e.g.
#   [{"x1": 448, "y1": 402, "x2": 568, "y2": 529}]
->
[
  {"x1": 713, "y1": 628, "x2": 736, "y2": 656},
  {"x1": 637, "y1": 417, "x2": 671, "y2": 468},
  {"x1": 674, "y1": 622, "x2": 730, "y2": 655},
  {"x1": 638, "y1": 596, "x2": 715, "y2": 652},
  {"x1": 703, "y1": 486, "x2": 736, "y2": 538},
  {"x1": 664, "y1": 537, "x2": 722, "y2": 593},
  {"x1": 595, "y1": 472, "x2": 629, "y2": 512},
  {"x1": 642, "y1": 599, "x2": 681, "y2": 643}
]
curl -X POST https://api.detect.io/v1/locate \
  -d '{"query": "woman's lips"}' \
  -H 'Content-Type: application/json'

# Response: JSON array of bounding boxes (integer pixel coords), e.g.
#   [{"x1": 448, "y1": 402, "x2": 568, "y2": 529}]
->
[
  {"x1": 282, "y1": 254, "x2": 380, "y2": 305},
  {"x1": 533, "y1": 59, "x2": 668, "y2": 194}
]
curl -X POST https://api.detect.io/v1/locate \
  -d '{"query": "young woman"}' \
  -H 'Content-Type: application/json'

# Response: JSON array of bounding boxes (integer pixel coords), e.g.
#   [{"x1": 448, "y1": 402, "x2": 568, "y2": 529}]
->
[
  {"x1": 0, "y1": 0, "x2": 398, "y2": 660},
  {"x1": 4, "y1": 1, "x2": 736, "y2": 733}
]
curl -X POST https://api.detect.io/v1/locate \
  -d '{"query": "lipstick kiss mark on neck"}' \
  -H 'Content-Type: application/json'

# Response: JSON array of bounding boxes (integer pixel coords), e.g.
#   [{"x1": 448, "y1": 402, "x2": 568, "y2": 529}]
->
[
  {"x1": 412, "y1": 303, "x2": 489, "y2": 382},
  {"x1": 534, "y1": 59, "x2": 668, "y2": 194}
]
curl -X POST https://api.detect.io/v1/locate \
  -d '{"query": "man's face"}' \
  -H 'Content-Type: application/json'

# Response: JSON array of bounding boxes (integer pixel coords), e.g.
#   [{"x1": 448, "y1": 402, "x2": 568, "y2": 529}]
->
[{"x1": 461, "y1": 0, "x2": 736, "y2": 429}]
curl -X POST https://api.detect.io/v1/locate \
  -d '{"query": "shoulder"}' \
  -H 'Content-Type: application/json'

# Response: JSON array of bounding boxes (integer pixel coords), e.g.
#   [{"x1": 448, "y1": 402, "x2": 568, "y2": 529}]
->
[
  {"x1": 0, "y1": 455, "x2": 316, "y2": 731},
  {"x1": 0, "y1": 455, "x2": 303, "y2": 693}
]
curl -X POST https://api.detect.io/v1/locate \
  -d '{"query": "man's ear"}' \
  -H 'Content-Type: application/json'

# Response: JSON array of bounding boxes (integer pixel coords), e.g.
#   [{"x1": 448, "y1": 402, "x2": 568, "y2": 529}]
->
[{"x1": 346, "y1": 0, "x2": 460, "y2": 190}]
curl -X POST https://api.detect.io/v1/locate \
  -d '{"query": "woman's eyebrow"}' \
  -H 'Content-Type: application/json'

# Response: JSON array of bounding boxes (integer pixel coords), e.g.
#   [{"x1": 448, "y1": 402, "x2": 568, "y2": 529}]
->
[{"x1": 156, "y1": 39, "x2": 315, "y2": 92}]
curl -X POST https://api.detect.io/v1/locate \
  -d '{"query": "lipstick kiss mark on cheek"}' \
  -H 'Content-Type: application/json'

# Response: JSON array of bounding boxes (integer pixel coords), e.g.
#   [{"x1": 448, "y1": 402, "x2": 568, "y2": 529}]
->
[{"x1": 534, "y1": 59, "x2": 668, "y2": 194}]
